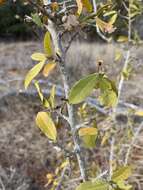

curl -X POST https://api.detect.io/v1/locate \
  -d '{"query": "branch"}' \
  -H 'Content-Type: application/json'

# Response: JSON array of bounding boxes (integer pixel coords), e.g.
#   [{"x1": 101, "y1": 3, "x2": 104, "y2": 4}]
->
[
  {"x1": 55, "y1": 160, "x2": 70, "y2": 190},
  {"x1": 26, "y1": 0, "x2": 56, "y2": 21},
  {"x1": 57, "y1": 33, "x2": 88, "y2": 181},
  {"x1": 0, "y1": 177, "x2": 5, "y2": 190},
  {"x1": 109, "y1": 137, "x2": 115, "y2": 180},
  {"x1": 92, "y1": 0, "x2": 97, "y2": 13},
  {"x1": 124, "y1": 122, "x2": 143, "y2": 165},
  {"x1": 114, "y1": 50, "x2": 130, "y2": 113}
]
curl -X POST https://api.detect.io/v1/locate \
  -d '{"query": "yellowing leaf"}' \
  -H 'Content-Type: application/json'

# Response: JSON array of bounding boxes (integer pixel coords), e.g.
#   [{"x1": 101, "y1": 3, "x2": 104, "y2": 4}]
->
[
  {"x1": 116, "y1": 180, "x2": 132, "y2": 190},
  {"x1": 24, "y1": 60, "x2": 45, "y2": 89},
  {"x1": 96, "y1": 17, "x2": 116, "y2": 33},
  {"x1": 99, "y1": 77, "x2": 118, "y2": 107},
  {"x1": 43, "y1": 62, "x2": 56, "y2": 77},
  {"x1": 79, "y1": 127, "x2": 98, "y2": 148},
  {"x1": 135, "y1": 110, "x2": 143, "y2": 117},
  {"x1": 115, "y1": 49, "x2": 122, "y2": 61},
  {"x1": 36, "y1": 112, "x2": 57, "y2": 141},
  {"x1": 76, "y1": 180, "x2": 110, "y2": 190},
  {"x1": 109, "y1": 13, "x2": 117, "y2": 25},
  {"x1": 104, "y1": 10, "x2": 117, "y2": 17},
  {"x1": 101, "y1": 132, "x2": 110, "y2": 146},
  {"x1": 76, "y1": 0, "x2": 83, "y2": 15},
  {"x1": 34, "y1": 81, "x2": 50, "y2": 108},
  {"x1": 79, "y1": 127, "x2": 97, "y2": 136},
  {"x1": 112, "y1": 166, "x2": 132, "y2": 183},
  {"x1": 31, "y1": 53, "x2": 46, "y2": 61},
  {"x1": 69, "y1": 73, "x2": 98, "y2": 104},
  {"x1": 99, "y1": 90, "x2": 117, "y2": 107},
  {"x1": 76, "y1": 0, "x2": 92, "y2": 15},
  {"x1": 117, "y1": 36, "x2": 128, "y2": 42},
  {"x1": 82, "y1": 0, "x2": 92, "y2": 13},
  {"x1": 34, "y1": 80, "x2": 44, "y2": 102},
  {"x1": 60, "y1": 160, "x2": 69, "y2": 169},
  {"x1": 44, "y1": 31, "x2": 54, "y2": 58},
  {"x1": 51, "y1": 2, "x2": 59, "y2": 11}
]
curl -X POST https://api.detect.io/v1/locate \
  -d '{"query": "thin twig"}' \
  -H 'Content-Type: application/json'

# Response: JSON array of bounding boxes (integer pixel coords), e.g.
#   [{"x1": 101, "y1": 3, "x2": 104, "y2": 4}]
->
[
  {"x1": 55, "y1": 160, "x2": 70, "y2": 190},
  {"x1": 109, "y1": 137, "x2": 115, "y2": 180},
  {"x1": 115, "y1": 50, "x2": 130, "y2": 111},
  {"x1": 0, "y1": 177, "x2": 5, "y2": 190},
  {"x1": 92, "y1": 0, "x2": 97, "y2": 13},
  {"x1": 26, "y1": 0, "x2": 55, "y2": 21},
  {"x1": 64, "y1": 32, "x2": 78, "y2": 54},
  {"x1": 124, "y1": 122, "x2": 143, "y2": 165},
  {"x1": 96, "y1": 25, "x2": 110, "y2": 42},
  {"x1": 113, "y1": 0, "x2": 132, "y2": 113},
  {"x1": 94, "y1": 170, "x2": 108, "y2": 181}
]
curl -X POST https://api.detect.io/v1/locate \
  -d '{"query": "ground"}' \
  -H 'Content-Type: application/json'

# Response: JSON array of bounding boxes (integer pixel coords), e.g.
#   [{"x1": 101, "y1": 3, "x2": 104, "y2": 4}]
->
[{"x1": 0, "y1": 41, "x2": 143, "y2": 189}]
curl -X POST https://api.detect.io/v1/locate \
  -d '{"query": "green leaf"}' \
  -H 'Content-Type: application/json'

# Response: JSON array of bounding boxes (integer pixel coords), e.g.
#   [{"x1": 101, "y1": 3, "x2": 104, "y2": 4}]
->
[
  {"x1": 31, "y1": 13, "x2": 43, "y2": 27},
  {"x1": 24, "y1": 60, "x2": 45, "y2": 89},
  {"x1": 112, "y1": 166, "x2": 132, "y2": 183},
  {"x1": 36, "y1": 112, "x2": 57, "y2": 141},
  {"x1": 117, "y1": 36, "x2": 128, "y2": 43},
  {"x1": 44, "y1": 31, "x2": 54, "y2": 58},
  {"x1": 48, "y1": 85, "x2": 56, "y2": 109},
  {"x1": 98, "y1": 76, "x2": 118, "y2": 107},
  {"x1": 76, "y1": 180, "x2": 110, "y2": 190},
  {"x1": 69, "y1": 73, "x2": 99, "y2": 104},
  {"x1": 31, "y1": 53, "x2": 46, "y2": 61},
  {"x1": 99, "y1": 90, "x2": 117, "y2": 107}
]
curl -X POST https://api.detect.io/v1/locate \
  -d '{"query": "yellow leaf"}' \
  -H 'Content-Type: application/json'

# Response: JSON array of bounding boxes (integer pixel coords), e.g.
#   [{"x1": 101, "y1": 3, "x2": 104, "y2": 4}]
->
[
  {"x1": 44, "y1": 31, "x2": 54, "y2": 58},
  {"x1": 34, "y1": 80, "x2": 44, "y2": 102},
  {"x1": 96, "y1": 17, "x2": 115, "y2": 33},
  {"x1": 76, "y1": 180, "x2": 110, "y2": 190},
  {"x1": 82, "y1": 0, "x2": 92, "y2": 13},
  {"x1": 43, "y1": 62, "x2": 56, "y2": 77},
  {"x1": 24, "y1": 60, "x2": 45, "y2": 89},
  {"x1": 101, "y1": 132, "x2": 110, "y2": 146},
  {"x1": 115, "y1": 49, "x2": 122, "y2": 61},
  {"x1": 117, "y1": 36, "x2": 128, "y2": 42},
  {"x1": 48, "y1": 85, "x2": 56, "y2": 109},
  {"x1": 109, "y1": 13, "x2": 117, "y2": 25},
  {"x1": 51, "y1": 2, "x2": 59, "y2": 11},
  {"x1": 79, "y1": 127, "x2": 98, "y2": 148},
  {"x1": 76, "y1": 0, "x2": 83, "y2": 15},
  {"x1": 31, "y1": 53, "x2": 46, "y2": 61},
  {"x1": 60, "y1": 160, "x2": 69, "y2": 169},
  {"x1": 36, "y1": 112, "x2": 57, "y2": 141},
  {"x1": 79, "y1": 127, "x2": 97, "y2": 136},
  {"x1": 135, "y1": 110, "x2": 143, "y2": 117},
  {"x1": 34, "y1": 81, "x2": 50, "y2": 108},
  {"x1": 0, "y1": 0, "x2": 5, "y2": 5},
  {"x1": 112, "y1": 166, "x2": 132, "y2": 183},
  {"x1": 76, "y1": 0, "x2": 92, "y2": 15}
]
